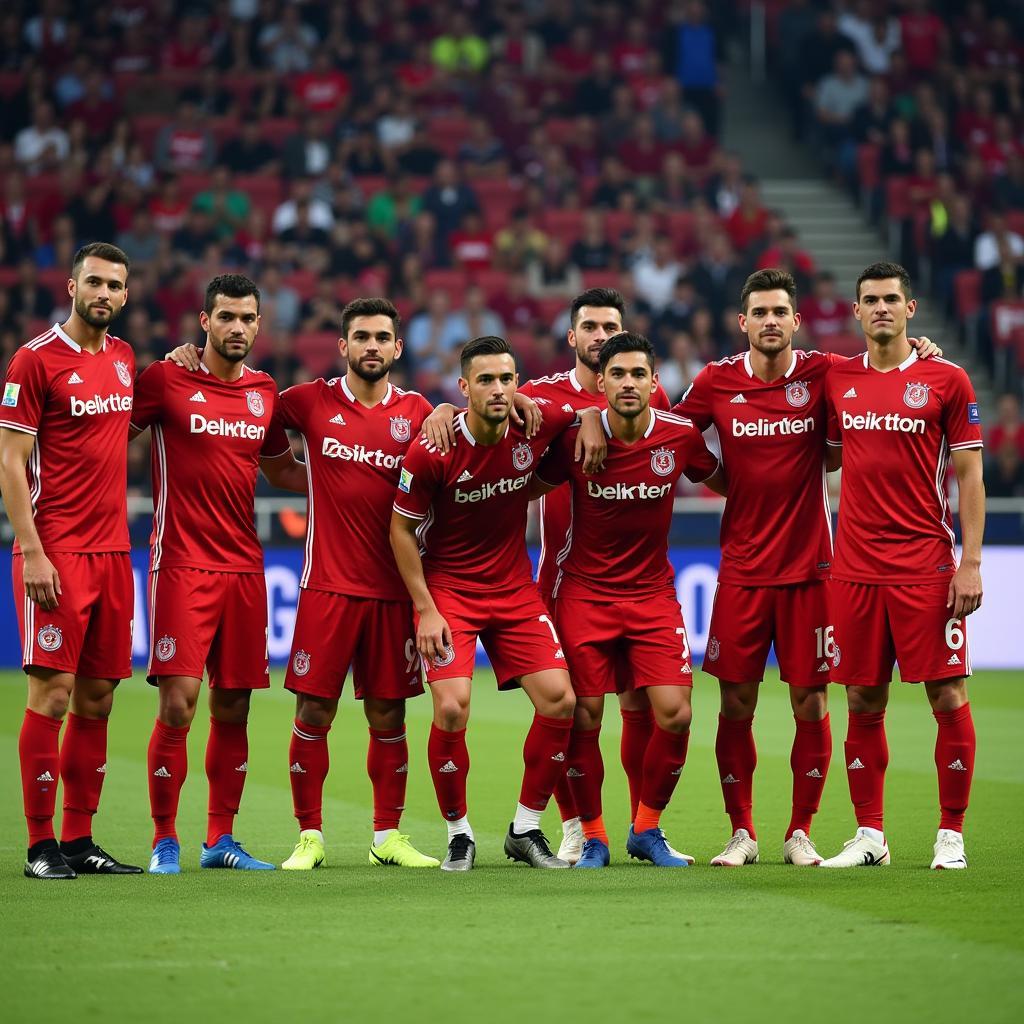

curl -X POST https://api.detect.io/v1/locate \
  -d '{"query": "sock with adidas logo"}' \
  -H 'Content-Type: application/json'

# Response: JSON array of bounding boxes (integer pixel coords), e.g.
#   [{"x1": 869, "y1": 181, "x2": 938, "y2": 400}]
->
[
  {"x1": 933, "y1": 702, "x2": 975, "y2": 832},
  {"x1": 638, "y1": 724, "x2": 690, "y2": 825},
  {"x1": 289, "y1": 718, "x2": 330, "y2": 831},
  {"x1": 518, "y1": 713, "x2": 573, "y2": 815},
  {"x1": 428, "y1": 723, "x2": 470, "y2": 822},
  {"x1": 206, "y1": 717, "x2": 248, "y2": 846},
  {"x1": 19, "y1": 708, "x2": 62, "y2": 847},
  {"x1": 715, "y1": 714, "x2": 757, "y2": 839},
  {"x1": 368, "y1": 726, "x2": 408, "y2": 833},
  {"x1": 59, "y1": 712, "x2": 108, "y2": 843},
  {"x1": 787, "y1": 714, "x2": 831, "y2": 839},
  {"x1": 845, "y1": 710, "x2": 888, "y2": 831},
  {"x1": 566, "y1": 726, "x2": 604, "y2": 825},
  {"x1": 148, "y1": 718, "x2": 190, "y2": 843}
]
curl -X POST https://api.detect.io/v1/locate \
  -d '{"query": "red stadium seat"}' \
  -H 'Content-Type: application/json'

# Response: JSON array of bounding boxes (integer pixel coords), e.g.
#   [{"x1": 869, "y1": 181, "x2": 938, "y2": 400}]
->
[
  {"x1": 603, "y1": 210, "x2": 635, "y2": 241},
  {"x1": 541, "y1": 209, "x2": 584, "y2": 246},
  {"x1": 429, "y1": 116, "x2": 472, "y2": 157},
  {"x1": 581, "y1": 270, "x2": 621, "y2": 290},
  {"x1": 294, "y1": 332, "x2": 342, "y2": 376},
  {"x1": 884, "y1": 176, "x2": 912, "y2": 220},
  {"x1": 664, "y1": 210, "x2": 695, "y2": 247},
  {"x1": 177, "y1": 173, "x2": 213, "y2": 202},
  {"x1": 818, "y1": 333, "x2": 864, "y2": 358},
  {"x1": 857, "y1": 143, "x2": 881, "y2": 192},
  {"x1": 259, "y1": 118, "x2": 300, "y2": 148},
  {"x1": 953, "y1": 270, "x2": 983, "y2": 321},
  {"x1": 423, "y1": 268, "x2": 468, "y2": 298},
  {"x1": 536, "y1": 296, "x2": 568, "y2": 325},
  {"x1": 469, "y1": 268, "x2": 510, "y2": 298},
  {"x1": 283, "y1": 269, "x2": 319, "y2": 300},
  {"x1": 233, "y1": 175, "x2": 283, "y2": 211},
  {"x1": 130, "y1": 114, "x2": 167, "y2": 153},
  {"x1": 1006, "y1": 211, "x2": 1024, "y2": 237}
]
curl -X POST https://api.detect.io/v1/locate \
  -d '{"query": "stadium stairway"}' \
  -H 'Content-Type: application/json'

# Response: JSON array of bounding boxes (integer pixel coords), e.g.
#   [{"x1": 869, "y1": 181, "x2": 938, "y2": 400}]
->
[{"x1": 721, "y1": 61, "x2": 995, "y2": 410}]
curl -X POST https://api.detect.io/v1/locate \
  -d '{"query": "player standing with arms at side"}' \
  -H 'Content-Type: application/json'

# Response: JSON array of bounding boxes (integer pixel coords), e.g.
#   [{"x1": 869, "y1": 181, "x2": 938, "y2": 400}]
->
[
  {"x1": 533, "y1": 333, "x2": 724, "y2": 868},
  {"x1": 820, "y1": 263, "x2": 984, "y2": 870},
  {"x1": 132, "y1": 274, "x2": 306, "y2": 874},
  {"x1": 391, "y1": 335, "x2": 604, "y2": 870},
  {"x1": 0, "y1": 243, "x2": 142, "y2": 879}
]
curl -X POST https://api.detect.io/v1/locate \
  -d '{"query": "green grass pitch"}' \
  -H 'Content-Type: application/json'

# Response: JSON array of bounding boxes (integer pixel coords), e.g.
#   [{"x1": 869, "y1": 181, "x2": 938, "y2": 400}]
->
[{"x1": 2, "y1": 668, "x2": 1022, "y2": 1023}]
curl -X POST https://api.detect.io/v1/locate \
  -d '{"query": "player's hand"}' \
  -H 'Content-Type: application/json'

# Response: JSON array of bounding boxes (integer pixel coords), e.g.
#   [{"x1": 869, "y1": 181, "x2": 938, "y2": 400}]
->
[
  {"x1": 510, "y1": 393, "x2": 542, "y2": 437},
  {"x1": 22, "y1": 551, "x2": 61, "y2": 610},
  {"x1": 165, "y1": 344, "x2": 202, "y2": 370},
  {"x1": 417, "y1": 608, "x2": 453, "y2": 663},
  {"x1": 421, "y1": 404, "x2": 457, "y2": 453},
  {"x1": 909, "y1": 335, "x2": 942, "y2": 360},
  {"x1": 947, "y1": 563, "x2": 982, "y2": 618},
  {"x1": 575, "y1": 409, "x2": 606, "y2": 474}
]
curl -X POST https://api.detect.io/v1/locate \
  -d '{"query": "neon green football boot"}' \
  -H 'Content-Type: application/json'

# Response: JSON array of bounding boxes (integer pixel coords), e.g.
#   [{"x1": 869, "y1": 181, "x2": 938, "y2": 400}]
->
[
  {"x1": 369, "y1": 832, "x2": 440, "y2": 868},
  {"x1": 281, "y1": 829, "x2": 326, "y2": 870}
]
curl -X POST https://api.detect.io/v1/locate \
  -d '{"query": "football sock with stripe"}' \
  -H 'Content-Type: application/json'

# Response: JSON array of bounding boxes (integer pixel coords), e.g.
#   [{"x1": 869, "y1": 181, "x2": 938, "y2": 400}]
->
[
  {"x1": 368, "y1": 726, "x2": 407, "y2": 832},
  {"x1": 289, "y1": 718, "x2": 330, "y2": 832}
]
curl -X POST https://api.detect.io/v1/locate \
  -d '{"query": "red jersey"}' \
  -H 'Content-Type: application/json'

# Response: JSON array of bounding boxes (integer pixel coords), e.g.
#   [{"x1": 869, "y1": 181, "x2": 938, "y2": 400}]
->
[
  {"x1": 674, "y1": 349, "x2": 836, "y2": 586},
  {"x1": 279, "y1": 376, "x2": 432, "y2": 600},
  {"x1": 826, "y1": 351, "x2": 983, "y2": 585},
  {"x1": 393, "y1": 404, "x2": 576, "y2": 593},
  {"x1": 537, "y1": 409, "x2": 719, "y2": 601},
  {"x1": 131, "y1": 360, "x2": 288, "y2": 573},
  {"x1": 520, "y1": 368, "x2": 670, "y2": 598},
  {"x1": 1, "y1": 323, "x2": 134, "y2": 555}
]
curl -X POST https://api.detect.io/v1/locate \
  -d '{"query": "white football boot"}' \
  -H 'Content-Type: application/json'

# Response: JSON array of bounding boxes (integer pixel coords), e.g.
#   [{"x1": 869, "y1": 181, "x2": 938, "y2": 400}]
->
[
  {"x1": 819, "y1": 826, "x2": 890, "y2": 867},
  {"x1": 556, "y1": 817, "x2": 584, "y2": 865},
  {"x1": 930, "y1": 829, "x2": 967, "y2": 870},
  {"x1": 783, "y1": 829, "x2": 823, "y2": 866},
  {"x1": 710, "y1": 828, "x2": 759, "y2": 866}
]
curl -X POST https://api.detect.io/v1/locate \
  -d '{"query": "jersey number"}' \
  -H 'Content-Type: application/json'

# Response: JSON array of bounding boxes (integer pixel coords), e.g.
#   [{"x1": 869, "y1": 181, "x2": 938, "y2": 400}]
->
[
  {"x1": 944, "y1": 618, "x2": 965, "y2": 651},
  {"x1": 675, "y1": 626, "x2": 690, "y2": 660},
  {"x1": 814, "y1": 625, "x2": 836, "y2": 659},
  {"x1": 404, "y1": 638, "x2": 419, "y2": 674}
]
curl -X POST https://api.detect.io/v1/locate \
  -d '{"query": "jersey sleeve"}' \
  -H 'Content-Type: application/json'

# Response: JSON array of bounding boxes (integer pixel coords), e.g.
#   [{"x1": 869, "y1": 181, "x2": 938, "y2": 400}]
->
[
  {"x1": 411, "y1": 393, "x2": 435, "y2": 432},
  {"x1": 825, "y1": 386, "x2": 842, "y2": 447},
  {"x1": 392, "y1": 437, "x2": 443, "y2": 520},
  {"x1": 260, "y1": 392, "x2": 292, "y2": 457},
  {"x1": 942, "y1": 368, "x2": 984, "y2": 451},
  {"x1": 1, "y1": 346, "x2": 49, "y2": 435},
  {"x1": 129, "y1": 360, "x2": 166, "y2": 432},
  {"x1": 535, "y1": 430, "x2": 575, "y2": 487},
  {"x1": 678, "y1": 423, "x2": 721, "y2": 483},
  {"x1": 651, "y1": 384, "x2": 671, "y2": 410},
  {"x1": 671, "y1": 365, "x2": 714, "y2": 431},
  {"x1": 276, "y1": 383, "x2": 312, "y2": 431}
]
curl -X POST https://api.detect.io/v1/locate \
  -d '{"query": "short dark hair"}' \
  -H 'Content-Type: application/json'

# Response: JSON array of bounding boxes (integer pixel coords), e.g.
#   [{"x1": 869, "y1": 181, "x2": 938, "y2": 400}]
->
[
  {"x1": 72, "y1": 242, "x2": 129, "y2": 279},
  {"x1": 740, "y1": 268, "x2": 797, "y2": 312},
  {"x1": 204, "y1": 273, "x2": 261, "y2": 314},
  {"x1": 598, "y1": 331, "x2": 655, "y2": 372},
  {"x1": 460, "y1": 335, "x2": 514, "y2": 375},
  {"x1": 341, "y1": 297, "x2": 401, "y2": 338},
  {"x1": 570, "y1": 287, "x2": 625, "y2": 328},
  {"x1": 856, "y1": 261, "x2": 913, "y2": 300}
]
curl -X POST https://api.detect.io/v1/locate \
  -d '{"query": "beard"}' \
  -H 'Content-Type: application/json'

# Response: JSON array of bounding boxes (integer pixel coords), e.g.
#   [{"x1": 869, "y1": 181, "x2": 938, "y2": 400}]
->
[
  {"x1": 75, "y1": 296, "x2": 118, "y2": 329},
  {"x1": 577, "y1": 346, "x2": 602, "y2": 373},
  {"x1": 349, "y1": 355, "x2": 393, "y2": 383},
  {"x1": 478, "y1": 402, "x2": 511, "y2": 424},
  {"x1": 610, "y1": 397, "x2": 645, "y2": 418},
  {"x1": 210, "y1": 335, "x2": 252, "y2": 363},
  {"x1": 749, "y1": 332, "x2": 789, "y2": 356}
]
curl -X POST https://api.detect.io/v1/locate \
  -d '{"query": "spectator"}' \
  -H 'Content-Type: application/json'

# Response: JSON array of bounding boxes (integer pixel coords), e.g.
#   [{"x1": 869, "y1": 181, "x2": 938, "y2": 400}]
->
[
  {"x1": 257, "y1": 332, "x2": 305, "y2": 388},
  {"x1": 448, "y1": 285, "x2": 504, "y2": 344},
  {"x1": 14, "y1": 101, "x2": 70, "y2": 172},
  {"x1": 489, "y1": 271, "x2": 542, "y2": 332},
  {"x1": 900, "y1": 0, "x2": 948, "y2": 78},
  {"x1": 814, "y1": 49, "x2": 869, "y2": 168},
  {"x1": 273, "y1": 180, "x2": 334, "y2": 235},
  {"x1": 405, "y1": 289, "x2": 463, "y2": 377},
  {"x1": 687, "y1": 231, "x2": 746, "y2": 321},
  {"x1": 300, "y1": 278, "x2": 345, "y2": 334},
  {"x1": 989, "y1": 393, "x2": 1024, "y2": 457},
  {"x1": 420, "y1": 159, "x2": 479, "y2": 244},
  {"x1": 162, "y1": 11, "x2": 213, "y2": 71},
  {"x1": 725, "y1": 177, "x2": 769, "y2": 255},
  {"x1": 526, "y1": 237, "x2": 583, "y2": 298},
  {"x1": 259, "y1": 6, "x2": 319, "y2": 74},
  {"x1": 632, "y1": 234, "x2": 682, "y2": 314},
  {"x1": 431, "y1": 12, "x2": 489, "y2": 74},
  {"x1": 994, "y1": 153, "x2": 1024, "y2": 211},
  {"x1": 154, "y1": 99, "x2": 215, "y2": 174},
  {"x1": 457, "y1": 115, "x2": 507, "y2": 177},
  {"x1": 292, "y1": 49, "x2": 351, "y2": 114},
  {"x1": 799, "y1": 271, "x2": 854, "y2": 345},
  {"x1": 975, "y1": 211, "x2": 1024, "y2": 272},
  {"x1": 221, "y1": 120, "x2": 280, "y2": 175},
  {"x1": 366, "y1": 172, "x2": 422, "y2": 240},
  {"x1": 838, "y1": 3, "x2": 900, "y2": 76},
  {"x1": 171, "y1": 207, "x2": 218, "y2": 261},
  {"x1": 282, "y1": 115, "x2": 335, "y2": 179},
  {"x1": 591, "y1": 155, "x2": 636, "y2": 210},
  {"x1": 672, "y1": 0, "x2": 720, "y2": 135},
  {"x1": 259, "y1": 265, "x2": 301, "y2": 334},
  {"x1": 376, "y1": 92, "x2": 417, "y2": 152},
  {"x1": 9, "y1": 258, "x2": 55, "y2": 322},
  {"x1": 191, "y1": 166, "x2": 251, "y2": 241},
  {"x1": 658, "y1": 331, "x2": 704, "y2": 404},
  {"x1": 116, "y1": 208, "x2": 162, "y2": 265},
  {"x1": 985, "y1": 441, "x2": 1024, "y2": 497},
  {"x1": 494, "y1": 208, "x2": 547, "y2": 271},
  {"x1": 980, "y1": 234, "x2": 1024, "y2": 304},
  {"x1": 570, "y1": 210, "x2": 615, "y2": 271},
  {"x1": 575, "y1": 53, "x2": 617, "y2": 118},
  {"x1": 398, "y1": 121, "x2": 443, "y2": 176},
  {"x1": 449, "y1": 210, "x2": 494, "y2": 271},
  {"x1": 343, "y1": 127, "x2": 389, "y2": 177},
  {"x1": 756, "y1": 226, "x2": 816, "y2": 283}
]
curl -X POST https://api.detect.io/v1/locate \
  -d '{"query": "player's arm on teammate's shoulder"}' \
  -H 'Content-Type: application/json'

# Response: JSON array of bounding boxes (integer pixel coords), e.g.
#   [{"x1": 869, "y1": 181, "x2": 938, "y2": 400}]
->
[
  {"x1": 0, "y1": 428, "x2": 60, "y2": 609},
  {"x1": 574, "y1": 406, "x2": 606, "y2": 473},
  {"x1": 259, "y1": 449, "x2": 307, "y2": 493},
  {"x1": 671, "y1": 365, "x2": 714, "y2": 430},
  {"x1": 948, "y1": 447, "x2": 985, "y2": 619},
  {"x1": 684, "y1": 428, "x2": 727, "y2": 496},
  {"x1": 909, "y1": 336, "x2": 941, "y2": 359},
  {"x1": 421, "y1": 402, "x2": 458, "y2": 452},
  {"x1": 531, "y1": 436, "x2": 571, "y2": 497},
  {"x1": 389, "y1": 511, "x2": 451, "y2": 661},
  {"x1": 165, "y1": 343, "x2": 202, "y2": 370}
]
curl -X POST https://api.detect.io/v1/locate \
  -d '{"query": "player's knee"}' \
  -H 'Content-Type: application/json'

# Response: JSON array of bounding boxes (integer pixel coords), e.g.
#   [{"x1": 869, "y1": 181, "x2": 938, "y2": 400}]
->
[
  {"x1": 574, "y1": 699, "x2": 603, "y2": 731},
  {"x1": 846, "y1": 685, "x2": 885, "y2": 715},
  {"x1": 655, "y1": 704, "x2": 691, "y2": 733},
  {"x1": 37, "y1": 688, "x2": 70, "y2": 719},
  {"x1": 792, "y1": 686, "x2": 828, "y2": 720},
  {"x1": 296, "y1": 697, "x2": 336, "y2": 729},
  {"x1": 159, "y1": 698, "x2": 195, "y2": 729},
  {"x1": 435, "y1": 699, "x2": 469, "y2": 731},
  {"x1": 720, "y1": 685, "x2": 756, "y2": 719},
  {"x1": 365, "y1": 699, "x2": 405, "y2": 732},
  {"x1": 925, "y1": 678, "x2": 968, "y2": 712}
]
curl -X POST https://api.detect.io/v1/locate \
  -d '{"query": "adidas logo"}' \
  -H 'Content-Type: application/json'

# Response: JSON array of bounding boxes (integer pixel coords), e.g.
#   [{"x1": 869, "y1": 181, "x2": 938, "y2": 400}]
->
[
  {"x1": 844, "y1": 388, "x2": 857, "y2": 399},
  {"x1": 189, "y1": 391, "x2": 207, "y2": 403},
  {"x1": 329, "y1": 413, "x2": 346, "y2": 424},
  {"x1": 457, "y1": 470, "x2": 473, "y2": 482},
  {"x1": 817, "y1": 660, "x2": 830, "y2": 673},
  {"x1": 438, "y1": 760, "x2": 458, "y2": 773},
  {"x1": 96, "y1": 762, "x2": 107, "y2": 773},
  {"x1": 566, "y1": 767, "x2": 584, "y2": 778},
  {"x1": 551, "y1": 751, "x2": 566, "y2": 762},
  {"x1": 681, "y1": 664, "x2": 692, "y2": 674},
  {"x1": 235, "y1": 761, "x2": 248, "y2": 773},
  {"x1": 67, "y1": 371, "x2": 83, "y2": 385},
  {"x1": 36, "y1": 770, "x2": 55, "y2": 783},
  {"x1": 730, "y1": 394, "x2": 748, "y2": 404},
  {"x1": 721, "y1": 774, "x2": 738, "y2": 784},
  {"x1": 289, "y1": 762, "x2": 306, "y2": 774},
  {"x1": 396, "y1": 763, "x2": 408, "y2": 774},
  {"x1": 847, "y1": 758, "x2": 865, "y2": 770},
  {"x1": 947, "y1": 653, "x2": 961, "y2": 666},
  {"x1": 562, "y1": 403, "x2": 574, "y2": 413},
  {"x1": 948, "y1": 759, "x2": 967, "y2": 771},
  {"x1": 805, "y1": 768, "x2": 823, "y2": 778},
  {"x1": 153, "y1": 766, "x2": 171, "y2": 778},
  {"x1": 670, "y1": 767, "x2": 682, "y2": 776}
]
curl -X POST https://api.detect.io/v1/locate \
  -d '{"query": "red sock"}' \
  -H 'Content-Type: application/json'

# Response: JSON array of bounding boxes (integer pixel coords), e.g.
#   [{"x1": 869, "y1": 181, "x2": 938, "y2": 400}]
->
[
  {"x1": 148, "y1": 718, "x2": 189, "y2": 844},
  {"x1": 20, "y1": 708, "x2": 62, "y2": 847},
  {"x1": 787, "y1": 714, "x2": 832, "y2": 839},
  {"x1": 620, "y1": 708, "x2": 654, "y2": 821},
  {"x1": 581, "y1": 814, "x2": 609, "y2": 845},
  {"x1": 639, "y1": 725, "x2": 690, "y2": 814},
  {"x1": 205, "y1": 717, "x2": 248, "y2": 846},
  {"x1": 715, "y1": 714, "x2": 757, "y2": 839},
  {"x1": 552, "y1": 770, "x2": 578, "y2": 823},
  {"x1": 368, "y1": 726, "x2": 408, "y2": 831},
  {"x1": 518, "y1": 713, "x2": 573, "y2": 811},
  {"x1": 934, "y1": 702, "x2": 975, "y2": 832},
  {"x1": 566, "y1": 726, "x2": 604, "y2": 822},
  {"x1": 59, "y1": 712, "x2": 108, "y2": 843},
  {"x1": 289, "y1": 718, "x2": 330, "y2": 832},
  {"x1": 845, "y1": 710, "x2": 888, "y2": 832},
  {"x1": 428, "y1": 724, "x2": 469, "y2": 821}
]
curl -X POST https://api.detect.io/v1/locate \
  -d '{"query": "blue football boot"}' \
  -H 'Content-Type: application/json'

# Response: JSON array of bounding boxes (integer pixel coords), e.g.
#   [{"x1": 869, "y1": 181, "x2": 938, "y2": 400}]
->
[
  {"x1": 626, "y1": 825, "x2": 691, "y2": 867},
  {"x1": 149, "y1": 837, "x2": 181, "y2": 875},
  {"x1": 200, "y1": 835, "x2": 275, "y2": 870},
  {"x1": 573, "y1": 838, "x2": 611, "y2": 868}
]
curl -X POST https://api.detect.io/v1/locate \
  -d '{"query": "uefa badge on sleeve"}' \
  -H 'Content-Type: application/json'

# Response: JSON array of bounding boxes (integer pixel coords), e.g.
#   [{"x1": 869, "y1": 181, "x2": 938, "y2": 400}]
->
[
  {"x1": 155, "y1": 635, "x2": 176, "y2": 662},
  {"x1": 2, "y1": 382, "x2": 20, "y2": 407},
  {"x1": 114, "y1": 361, "x2": 132, "y2": 388},
  {"x1": 246, "y1": 391, "x2": 265, "y2": 417},
  {"x1": 650, "y1": 447, "x2": 676, "y2": 476},
  {"x1": 390, "y1": 416, "x2": 411, "y2": 442},
  {"x1": 903, "y1": 382, "x2": 930, "y2": 409},
  {"x1": 37, "y1": 624, "x2": 63, "y2": 652},
  {"x1": 785, "y1": 381, "x2": 811, "y2": 408}
]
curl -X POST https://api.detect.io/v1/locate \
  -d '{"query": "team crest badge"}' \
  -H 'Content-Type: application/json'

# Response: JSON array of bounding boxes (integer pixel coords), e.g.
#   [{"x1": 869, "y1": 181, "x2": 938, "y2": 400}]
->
[
  {"x1": 292, "y1": 649, "x2": 311, "y2": 676},
  {"x1": 512, "y1": 442, "x2": 533, "y2": 471},
  {"x1": 832, "y1": 644, "x2": 842, "y2": 668},
  {"x1": 155, "y1": 635, "x2": 176, "y2": 662},
  {"x1": 246, "y1": 390, "x2": 265, "y2": 417},
  {"x1": 785, "y1": 380, "x2": 811, "y2": 408},
  {"x1": 37, "y1": 624, "x2": 63, "y2": 652},
  {"x1": 390, "y1": 415, "x2": 412, "y2": 442},
  {"x1": 650, "y1": 447, "x2": 676, "y2": 477},
  {"x1": 707, "y1": 636, "x2": 720, "y2": 662},
  {"x1": 114, "y1": 361, "x2": 132, "y2": 388},
  {"x1": 432, "y1": 644, "x2": 456, "y2": 669},
  {"x1": 903, "y1": 382, "x2": 930, "y2": 409}
]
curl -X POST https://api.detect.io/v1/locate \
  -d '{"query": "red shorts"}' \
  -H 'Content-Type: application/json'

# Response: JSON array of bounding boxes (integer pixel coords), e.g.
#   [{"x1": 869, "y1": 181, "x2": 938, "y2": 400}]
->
[
  {"x1": 829, "y1": 579, "x2": 972, "y2": 685},
  {"x1": 14, "y1": 552, "x2": 133, "y2": 680},
  {"x1": 148, "y1": 567, "x2": 269, "y2": 689},
  {"x1": 702, "y1": 581, "x2": 832, "y2": 688},
  {"x1": 555, "y1": 592, "x2": 693, "y2": 697},
  {"x1": 285, "y1": 589, "x2": 424, "y2": 701},
  {"x1": 423, "y1": 583, "x2": 566, "y2": 689}
]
